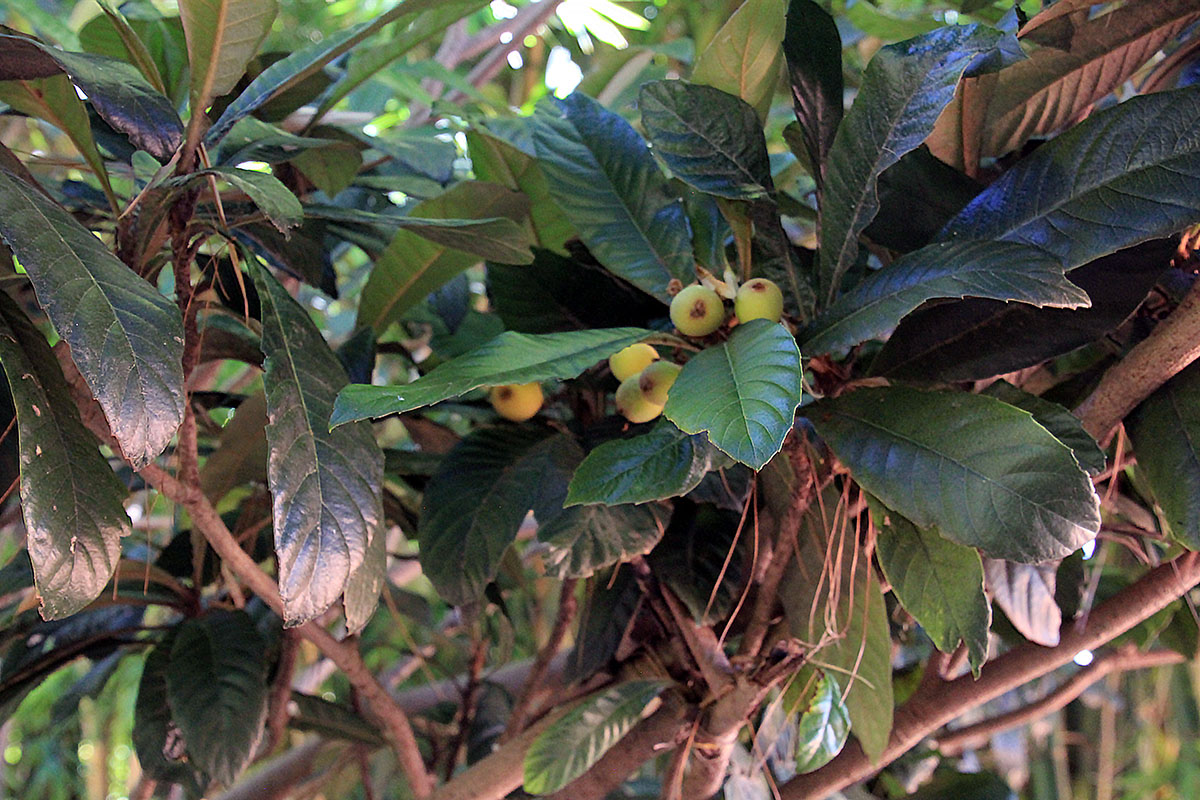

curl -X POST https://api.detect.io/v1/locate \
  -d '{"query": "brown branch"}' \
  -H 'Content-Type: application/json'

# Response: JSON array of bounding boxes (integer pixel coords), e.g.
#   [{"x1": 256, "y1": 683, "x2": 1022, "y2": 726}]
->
[
  {"x1": 1076, "y1": 275, "x2": 1200, "y2": 442},
  {"x1": 263, "y1": 629, "x2": 300, "y2": 756},
  {"x1": 214, "y1": 740, "x2": 337, "y2": 800},
  {"x1": 934, "y1": 647, "x2": 1184, "y2": 756},
  {"x1": 444, "y1": 637, "x2": 489, "y2": 780},
  {"x1": 502, "y1": 578, "x2": 578, "y2": 742},
  {"x1": 778, "y1": 551, "x2": 1200, "y2": 799}
]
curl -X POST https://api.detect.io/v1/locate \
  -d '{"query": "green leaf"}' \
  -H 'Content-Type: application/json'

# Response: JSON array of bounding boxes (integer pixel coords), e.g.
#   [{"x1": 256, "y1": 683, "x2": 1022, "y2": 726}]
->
[
  {"x1": 781, "y1": 488, "x2": 893, "y2": 761},
  {"x1": 135, "y1": 643, "x2": 204, "y2": 790},
  {"x1": 809, "y1": 386, "x2": 1100, "y2": 562},
  {"x1": 538, "y1": 503, "x2": 664, "y2": 580},
  {"x1": 166, "y1": 167, "x2": 302, "y2": 232},
  {"x1": 331, "y1": 327, "x2": 656, "y2": 426},
  {"x1": 93, "y1": 0, "x2": 168, "y2": 94},
  {"x1": 208, "y1": 0, "x2": 461, "y2": 142},
  {"x1": 0, "y1": 75, "x2": 117, "y2": 210},
  {"x1": 288, "y1": 692, "x2": 385, "y2": 746},
  {"x1": 311, "y1": 0, "x2": 490, "y2": 126},
  {"x1": 870, "y1": 497, "x2": 990, "y2": 674},
  {"x1": 663, "y1": 320, "x2": 803, "y2": 470},
  {"x1": 356, "y1": 182, "x2": 530, "y2": 333},
  {"x1": 0, "y1": 168, "x2": 185, "y2": 468},
  {"x1": 939, "y1": 87, "x2": 1200, "y2": 272},
  {"x1": 1128, "y1": 361, "x2": 1200, "y2": 549},
  {"x1": 566, "y1": 420, "x2": 720, "y2": 506},
  {"x1": 691, "y1": 0, "x2": 785, "y2": 121},
  {"x1": 981, "y1": 380, "x2": 1106, "y2": 476},
  {"x1": 0, "y1": 294, "x2": 127, "y2": 619},
  {"x1": 252, "y1": 262, "x2": 385, "y2": 626},
  {"x1": 309, "y1": 203, "x2": 533, "y2": 266},
  {"x1": 648, "y1": 504, "x2": 747, "y2": 623},
  {"x1": 0, "y1": 37, "x2": 183, "y2": 160},
  {"x1": 212, "y1": 117, "x2": 334, "y2": 165},
  {"x1": 782, "y1": 0, "x2": 844, "y2": 183},
  {"x1": 639, "y1": 80, "x2": 772, "y2": 200},
  {"x1": 179, "y1": 0, "x2": 277, "y2": 113},
  {"x1": 291, "y1": 142, "x2": 361, "y2": 198},
  {"x1": 844, "y1": 1, "x2": 941, "y2": 40},
  {"x1": 819, "y1": 24, "x2": 1017, "y2": 300},
  {"x1": 467, "y1": 125, "x2": 576, "y2": 253},
  {"x1": 419, "y1": 428, "x2": 580, "y2": 604},
  {"x1": 532, "y1": 92, "x2": 693, "y2": 303},
  {"x1": 165, "y1": 610, "x2": 269, "y2": 786},
  {"x1": 801, "y1": 240, "x2": 1089, "y2": 356},
  {"x1": 792, "y1": 671, "x2": 851, "y2": 773},
  {"x1": 523, "y1": 680, "x2": 670, "y2": 795}
]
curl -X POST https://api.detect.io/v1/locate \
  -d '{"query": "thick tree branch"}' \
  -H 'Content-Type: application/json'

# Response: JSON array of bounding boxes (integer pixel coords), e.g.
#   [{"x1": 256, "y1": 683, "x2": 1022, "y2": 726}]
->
[
  {"x1": 779, "y1": 551, "x2": 1200, "y2": 799},
  {"x1": 934, "y1": 648, "x2": 1184, "y2": 756},
  {"x1": 1076, "y1": 275, "x2": 1200, "y2": 441}
]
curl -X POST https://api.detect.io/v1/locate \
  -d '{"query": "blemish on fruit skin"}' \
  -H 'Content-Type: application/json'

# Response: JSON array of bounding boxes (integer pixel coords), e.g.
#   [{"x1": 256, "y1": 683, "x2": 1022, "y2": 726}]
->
[{"x1": 689, "y1": 300, "x2": 706, "y2": 319}]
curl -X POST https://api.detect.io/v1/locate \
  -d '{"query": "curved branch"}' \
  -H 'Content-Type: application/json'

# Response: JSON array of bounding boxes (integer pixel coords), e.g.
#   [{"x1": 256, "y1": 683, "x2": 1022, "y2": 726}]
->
[
  {"x1": 779, "y1": 551, "x2": 1200, "y2": 799},
  {"x1": 935, "y1": 648, "x2": 1184, "y2": 756}
]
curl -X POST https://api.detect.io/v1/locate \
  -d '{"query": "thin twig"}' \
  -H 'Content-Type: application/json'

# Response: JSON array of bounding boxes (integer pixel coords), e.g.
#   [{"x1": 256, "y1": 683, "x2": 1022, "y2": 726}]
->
[
  {"x1": 444, "y1": 637, "x2": 489, "y2": 781},
  {"x1": 263, "y1": 630, "x2": 300, "y2": 756},
  {"x1": 502, "y1": 578, "x2": 578, "y2": 742}
]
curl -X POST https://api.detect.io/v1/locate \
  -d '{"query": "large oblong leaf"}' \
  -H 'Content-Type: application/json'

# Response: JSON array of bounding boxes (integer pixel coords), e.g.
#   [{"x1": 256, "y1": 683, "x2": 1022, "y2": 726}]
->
[
  {"x1": 981, "y1": 380, "x2": 1105, "y2": 476},
  {"x1": 166, "y1": 167, "x2": 302, "y2": 232},
  {"x1": 663, "y1": 320, "x2": 803, "y2": 470},
  {"x1": 252, "y1": 262, "x2": 384, "y2": 627},
  {"x1": 639, "y1": 80, "x2": 772, "y2": 200},
  {"x1": 0, "y1": 294, "x2": 127, "y2": 619},
  {"x1": 331, "y1": 327, "x2": 656, "y2": 426},
  {"x1": 809, "y1": 387, "x2": 1100, "y2": 563},
  {"x1": 802, "y1": 240, "x2": 1089, "y2": 356},
  {"x1": 532, "y1": 92, "x2": 693, "y2": 302},
  {"x1": 135, "y1": 642, "x2": 203, "y2": 790},
  {"x1": 1127, "y1": 361, "x2": 1200, "y2": 549},
  {"x1": 538, "y1": 503, "x2": 664, "y2": 580},
  {"x1": 566, "y1": 420, "x2": 719, "y2": 506},
  {"x1": 165, "y1": 610, "x2": 268, "y2": 786},
  {"x1": 179, "y1": 0, "x2": 277, "y2": 113},
  {"x1": 782, "y1": 0, "x2": 843, "y2": 184},
  {"x1": 691, "y1": 0, "x2": 785, "y2": 121},
  {"x1": 938, "y1": 87, "x2": 1200, "y2": 270},
  {"x1": 523, "y1": 680, "x2": 670, "y2": 795},
  {"x1": 0, "y1": 169, "x2": 185, "y2": 468},
  {"x1": 0, "y1": 36, "x2": 183, "y2": 160},
  {"x1": 818, "y1": 24, "x2": 1018, "y2": 300},
  {"x1": 419, "y1": 427, "x2": 580, "y2": 605},
  {"x1": 871, "y1": 497, "x2": 990, "y2": 673}
]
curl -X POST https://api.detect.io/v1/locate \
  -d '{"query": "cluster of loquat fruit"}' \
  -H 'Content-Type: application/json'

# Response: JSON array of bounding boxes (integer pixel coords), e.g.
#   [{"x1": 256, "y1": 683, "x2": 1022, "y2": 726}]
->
[{"x1": 488, "y1": 277, "x2": 785, "y2": 424}]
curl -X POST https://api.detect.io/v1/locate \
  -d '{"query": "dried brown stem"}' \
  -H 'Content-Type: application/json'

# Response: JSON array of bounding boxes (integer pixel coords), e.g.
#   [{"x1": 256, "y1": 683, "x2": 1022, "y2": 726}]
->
[
  {"x1": 934, "y1": 648, "x2": 1184, "y2": 756},
  {"x1": 502, "y1": 578, "x2": 578, "y2": 742}
]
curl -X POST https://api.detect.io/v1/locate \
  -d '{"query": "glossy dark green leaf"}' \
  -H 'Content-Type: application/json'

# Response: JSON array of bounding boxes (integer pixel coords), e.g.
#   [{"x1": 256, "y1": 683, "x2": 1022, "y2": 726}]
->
[
  {"x1": 648, "y1": 503, "x2": 746, "y2": 623},
  {"x1": 0, "y1": 169, "x2": 185, "y2": 468},
  {"x1": 419, "y1": 428, "x2": 580, "y2": 605},
  {"x1": 532, "y1": 92, "x2": 693, "y2": 302},
  {"x1": 782, "y1": 0, "x2": 843, "y2": 184},
  {"x1": 793, "y1": 671, "x2": 851, "y2": 773},
  {"x1": 819, "y1": 24, "x2": 1017, "y2": 300},
  {"x1": 871, "y1": 498, "x2": 990, "y2": 673},
  {"x1": 566, "y1": 420, "x2": 720, "y2": 506},
  {"x1": 179, "y1": 0, "x2": 277, "y2": 114},
  {"x1": 871, "y1": 239, "x2": 1176, "y2": 381},
  {"x1": 1128, "y1": 361, "x2": 1200, "y2": 549},
  {"x1": 538, "y1": 503, "x2": 664, "y2": 580},
  {"x1": 802, "y1": 240, "x2": 1088, "y2": 356},
  {"x1": 663, "y1": 320, "x2": 803, "y2": 470},
  {"x1": 0, "y1": 294, "x2": 127, "y2": 619},
  {"x1": 523, "y1": 680, "x2": 670, "y2": 795},
  {"x1": 331, "y1": 327, "x2": 656, "y2": 426},
  {"x1": 780, "y1": 487, "x2": 893, "y2": 761},
  {"x1": 165, "y1": 610, "x2": 269, "y2": 786},
  {"x1": 809, "y1": 387, "x2": 1100, "y2": 563},
  {"x1": 865, "y1": 146, "x2": 981, "y2": 252},
  {"x1": 289, "y1": 692, "x2": 385, "y2": 746},
  {"x1": 134, "y1": 642, "x2": 204, "y2": 790},
  {"x1": 252, "y1": 262, "x2": 384, "y2": 626},
  {"x1": 206, "y1": 0, "x2": 445, "y2": 142},
  {"x1": 166, "y1": 167, "x2": 301, "y2": 232},
  {"x1": 567, "y1": 566, "x2": 640, "y2": 682},
  {"x1": 691, "y1": 0, "x2": 785, "y2": 120},
  {"x1": 356, "y1": 182, "x2": 530, "y2": 333},
  {"x1": 212, "y1": 117, "x2": 334, "y2": 165},
  {"x1": 982, "y1": 381, "x2": 1105, "y2": 475},
  {"x1": 939, "y1": 87, "x2": 1200, "y2": 270},
  {"x1": 983, "y1": 557, "x2": 1061, "y2": 647},
  {"x1": 639, "y1": 80, "x2": 772, "y2": 200}
]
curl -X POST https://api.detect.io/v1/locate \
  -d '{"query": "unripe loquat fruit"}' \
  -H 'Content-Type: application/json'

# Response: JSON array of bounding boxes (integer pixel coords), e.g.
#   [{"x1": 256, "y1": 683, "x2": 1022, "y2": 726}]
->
[
  {"x1": 489, "y1": 383, "x2": 543, "y2": 422},
  {"x1": 670, "y1": 284, "x2": 725, "y2": 337},
  {"x1": 609, "y1": 342, "x2": 659, "y2": 382},
  {"x1": 638, "y1": 360, "x2": 681, "y2": 406},
  {"x1": 734, "y1": 278, "x2": 784, "y2": 323},
  {"x1": 615, "y1": 374, "x2": 665, "y2": 423}
]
